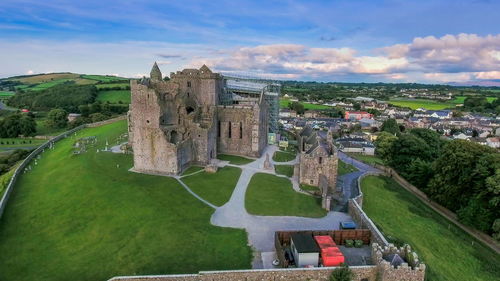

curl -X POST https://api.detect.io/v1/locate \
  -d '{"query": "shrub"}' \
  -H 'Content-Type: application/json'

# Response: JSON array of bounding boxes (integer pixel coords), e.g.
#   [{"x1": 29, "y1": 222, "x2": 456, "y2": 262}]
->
[{"x1": 330, "y1": 264, "x2": 354, "y2": 281}]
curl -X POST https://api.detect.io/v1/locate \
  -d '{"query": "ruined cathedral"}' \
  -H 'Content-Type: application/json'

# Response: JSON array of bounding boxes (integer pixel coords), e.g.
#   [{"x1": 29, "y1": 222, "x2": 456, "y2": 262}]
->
[{"x1": 128, "y1": 63, "x2": 277, "y2": 175}]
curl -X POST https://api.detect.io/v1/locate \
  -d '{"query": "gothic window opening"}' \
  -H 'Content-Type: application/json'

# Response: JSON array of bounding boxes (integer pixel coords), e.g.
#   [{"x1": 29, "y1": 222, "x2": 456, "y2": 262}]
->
[
  {"x1": 319, "y1": 157, "x2": 323, "y2": 164},
  {"x1": 239, "y1": 122, "x2": 243, "y2": 139},
  {"x1": 186, "y1": 106, "x2": 194, "y2": 114},
  {"x1": 228, "y1": 122, "x2": 232, "y2": 138},
  {"x1": 218, "y1": 121, "x2": 221, "y2": 137},
  {"x1": 187, "y1": 81, "x2": 191, "y2": 87}
]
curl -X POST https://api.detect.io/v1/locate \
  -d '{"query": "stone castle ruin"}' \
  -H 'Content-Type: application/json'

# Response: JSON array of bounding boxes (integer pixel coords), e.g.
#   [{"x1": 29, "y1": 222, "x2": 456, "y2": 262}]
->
[
  {"x1": 128, "y1": 63, "x2": 279, "y2": 175},
  {"x1": 298, "y1": 125, "x2": 338, "y2": 210}
]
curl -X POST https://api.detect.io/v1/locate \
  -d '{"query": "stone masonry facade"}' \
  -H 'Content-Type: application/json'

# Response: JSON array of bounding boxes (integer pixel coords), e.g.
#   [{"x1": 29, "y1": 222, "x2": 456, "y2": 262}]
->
[
  {"x1": 298, "y1": 125, "x2": 338, "y2": 210},
  {"x1": 128, "y1": 63, "x2": 268, "y2": 175}
]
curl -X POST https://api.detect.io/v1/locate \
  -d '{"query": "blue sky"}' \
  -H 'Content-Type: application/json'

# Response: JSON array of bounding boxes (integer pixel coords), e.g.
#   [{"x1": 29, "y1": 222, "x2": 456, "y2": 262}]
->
[{"x1": 0, "y1": 0, "x2": 499, "y2": 84}]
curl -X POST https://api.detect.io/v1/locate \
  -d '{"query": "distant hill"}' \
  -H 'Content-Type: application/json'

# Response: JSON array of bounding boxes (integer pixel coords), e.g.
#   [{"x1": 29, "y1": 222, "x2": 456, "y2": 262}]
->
[{"x1": 0, "y1": 73, "x2": 130, "y2": 93}]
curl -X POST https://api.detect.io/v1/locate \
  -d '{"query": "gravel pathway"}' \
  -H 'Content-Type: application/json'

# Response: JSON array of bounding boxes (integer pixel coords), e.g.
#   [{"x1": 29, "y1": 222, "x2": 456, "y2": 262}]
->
[{"x1": 176, "y1": 146, "x2": 379, "y2": 268}]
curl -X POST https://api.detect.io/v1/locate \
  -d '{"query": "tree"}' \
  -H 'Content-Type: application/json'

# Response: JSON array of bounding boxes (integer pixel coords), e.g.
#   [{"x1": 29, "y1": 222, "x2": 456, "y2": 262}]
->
[
  {"x1": 19, "y1": 114, "x2": 37, "y2": 136},
  {"x1": 330, "y1": 264, "x2": 354, "y2": 281},
  {"x1": 288, "y1": 101, "x2": 305, "y2": 115},
  {"x1": 89, "y1": 112, "x2": 108, "y2": 123},
  {"x1": 46, "y1": 109, "x2": 68, "y2": 129},
  {"x1": 374, "y1": 131, "x2": 398, "y2": 161},
  {"x1": 427, "y1": 140, "x2": 499, "y2": 235},
  {"x1": 353, "y1": 102, "x2": 361, "y2": 110},
  {"x1": 78, "y1": 104, "x2": 90, "y2": 117},
  {"x1": 388, "y1": 134, "x2": 432, "y2": 178},
  {"x1": 408, "y1": 128, "x2": 445, "y2": 159},
  {"x1": 381, "y1": 118, "x2": 400, "y2": 135}
]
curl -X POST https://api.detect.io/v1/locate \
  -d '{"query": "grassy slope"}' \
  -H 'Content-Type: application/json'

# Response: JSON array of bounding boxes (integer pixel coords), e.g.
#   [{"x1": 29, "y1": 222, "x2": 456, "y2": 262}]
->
[
  {"x1": 338, "y1": 159, "x2": 358, "y2": 176},
  {"x1": 275, "y1": 165, "x2": 294, "y2": 177},
  {"x1": 272, "y1": 151, "x2": 296, "y2": 162},
  {"x1": 452, "y1": 96, "x2": 497, "y2": 104},
  {"x1": 96, "y1": 90, "x2": 131, "y2": 104},
  {"x1": 0, "y1": 120, "x2": 252, "y2": 281},
  {"x1": 245, "y1": 173, "x2": 326, "y2": 217},
  {"x1": 182, "y1": 166, "x2": 241, "y2": 207},
  {"x1": 361, "y1": 176, "x2": 500, "y2": 281},
  {"x1": 217, "y1": 154, "x2": 254, "y2": 165}
]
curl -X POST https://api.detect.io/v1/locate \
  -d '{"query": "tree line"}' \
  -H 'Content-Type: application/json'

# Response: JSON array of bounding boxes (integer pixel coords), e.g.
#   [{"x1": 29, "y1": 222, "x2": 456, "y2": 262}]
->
[{"x1": 375, "y1": 119, "x2": 499, "y2": 240}]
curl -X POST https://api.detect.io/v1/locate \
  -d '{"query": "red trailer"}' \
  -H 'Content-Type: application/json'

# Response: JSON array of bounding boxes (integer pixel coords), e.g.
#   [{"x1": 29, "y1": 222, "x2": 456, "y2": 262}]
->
[
  {"x1": 314, "y1": 235, "x2": 336, "y2": 248},
  {"x1": 322, "y1": 247, "x2": 345, "y2": 267}
]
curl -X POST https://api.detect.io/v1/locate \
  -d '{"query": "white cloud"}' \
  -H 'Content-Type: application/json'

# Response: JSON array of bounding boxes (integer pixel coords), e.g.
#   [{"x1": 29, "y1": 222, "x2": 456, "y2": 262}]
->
[{"x1": 475, "y1": 71, "x2": 500, "y2": 80}]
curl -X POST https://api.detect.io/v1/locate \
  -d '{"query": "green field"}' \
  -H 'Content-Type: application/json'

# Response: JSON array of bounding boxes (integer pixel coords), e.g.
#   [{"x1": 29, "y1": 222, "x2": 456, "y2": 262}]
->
[
  {"x1": 452, "y1": 96, "x2": 497, "y2": 104},
  {"x1": 338, "y1": 159, "x2": 358, "y2": 176},
  {"x1": 272, "y1": 150, "x2": 296, "y2": 162},
  {"x1": 388, "y1": 99, "x2": 456, "y2": 110},
  {"x1": 347, "y1": 153, "x2": 384, "y2": 166},
  {"x1": 182, "y1": 166, "x2": 241, "y2": 207},
  {"x1": 96, "y1": 83, "x2": 130, "y2": 90},
  {"x1": 0, "y1": 91, "x2": 15, "y2": 97},
  {"x1": 81, "y1": 75, "x2": 128, "y2": 83},
  {"x1": 0, "y1": 120, "x2": 252, "y2": 281},
  {"x1": 0, "y1": 138, "x2": 45, "y2": 151},
  {"x1": 274, "y1": 165, "x2": 294, "y2": 177},
  {"x1": 361, "y1": 176, "x2": 500, "y2": 281},
  {"x1": 280, "y1": 99, "x2": 331, "y2": 110},
  {"x1": 217, "y1": 154, "x2": 254, "y2": 165},
  {"x1": 96, "y1": 90, "x2": 131, "y2": 104},
  {"x1": 245, "y1": 173, "x2": 326, "y2": 217}
]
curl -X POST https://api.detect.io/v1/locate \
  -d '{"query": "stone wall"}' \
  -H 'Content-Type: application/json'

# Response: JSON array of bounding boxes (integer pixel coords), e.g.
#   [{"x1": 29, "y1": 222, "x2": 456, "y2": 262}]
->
[
  {"x1": 108, "y1": 266, "x2": 378, "y2": 281},
  {"x1": 372, "y1": 243, "x2": 426, "y2": 281},
  {"x1": 217, "y1": 104, "x2": 267, "y2": 157},
  {"x1": 348, "y1": 172, "x2": 389, "y2": 247}
]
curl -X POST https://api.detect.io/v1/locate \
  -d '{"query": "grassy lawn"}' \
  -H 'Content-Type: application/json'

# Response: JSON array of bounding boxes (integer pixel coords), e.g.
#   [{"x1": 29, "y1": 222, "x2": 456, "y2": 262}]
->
[
  {"x1": 181, "y1": 165, "x2": 204, "y2": 176},
  {"x1": 217, "y1": 154, "x2": 254, "y2": 165},
  {"x1": 272, "y1": 150, "x2": 296, "y2": 162},
  {"x1": 361, "y1": 175, "x2": 500, "y2": 281},
  {"x1": 388, "y1": 99, "x2": 456, "y2": 110},
  {"x1": 347, "y1": 153, "x2": 384, "y2": 166},
  {"x1": 0, "y1": 120, "x2": 252, "y2": 281},
  {"x1": 245, "y1": 173, "x2": 326, "y2": 217},
  {"x1": 300, "y1": 183, "x2": 320, "y2": 193},
  {"x1": 182, "y1": 166, "x2": 241, "y2": 207},
  {"x1": 96, "y1": 90, "x2": 131, "y2": 104},
  {"x1": 338, "y1": 159, "x2": 358, "y2": 176},
  {"x1": 275, "y1": 165, "x2": 294, "y2": 177},
  {"x1": 0, "y1": 138, "x2": 45, "y2": 151}
]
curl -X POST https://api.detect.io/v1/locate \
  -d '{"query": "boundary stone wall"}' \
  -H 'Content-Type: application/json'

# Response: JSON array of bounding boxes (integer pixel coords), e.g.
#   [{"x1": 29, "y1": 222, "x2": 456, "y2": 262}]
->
[
  {"x1": 108, "y1": 266, "x2": 379, "y2": 281},
  {"x1": 348, "y1": 172, "x2": 389, "y2": 247}
]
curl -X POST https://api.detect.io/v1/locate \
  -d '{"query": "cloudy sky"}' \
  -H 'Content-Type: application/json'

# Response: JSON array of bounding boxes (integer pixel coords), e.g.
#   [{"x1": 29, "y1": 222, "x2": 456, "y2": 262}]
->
[{"x1": 0, "y1": 0, "x2": 499, "y2": 84}]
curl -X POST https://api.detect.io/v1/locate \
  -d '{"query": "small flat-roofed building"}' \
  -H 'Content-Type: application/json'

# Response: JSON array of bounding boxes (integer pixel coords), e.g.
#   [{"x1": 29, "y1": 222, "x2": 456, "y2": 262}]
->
[{"x1": 290, "y1": 232, "x2": 320, "y2": 267}]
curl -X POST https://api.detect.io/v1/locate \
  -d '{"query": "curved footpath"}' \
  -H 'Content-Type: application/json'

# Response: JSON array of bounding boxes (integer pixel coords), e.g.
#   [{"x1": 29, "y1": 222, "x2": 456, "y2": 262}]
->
[{"x1": 177, "y1": 145, "x2": 378, "y2": 268}]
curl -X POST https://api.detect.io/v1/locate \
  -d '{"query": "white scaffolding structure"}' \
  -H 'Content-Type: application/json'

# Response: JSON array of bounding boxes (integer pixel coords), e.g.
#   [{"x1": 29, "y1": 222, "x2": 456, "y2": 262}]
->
[{"x1": 222, "y1": 75, "x2": 281, "y2": 135}]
